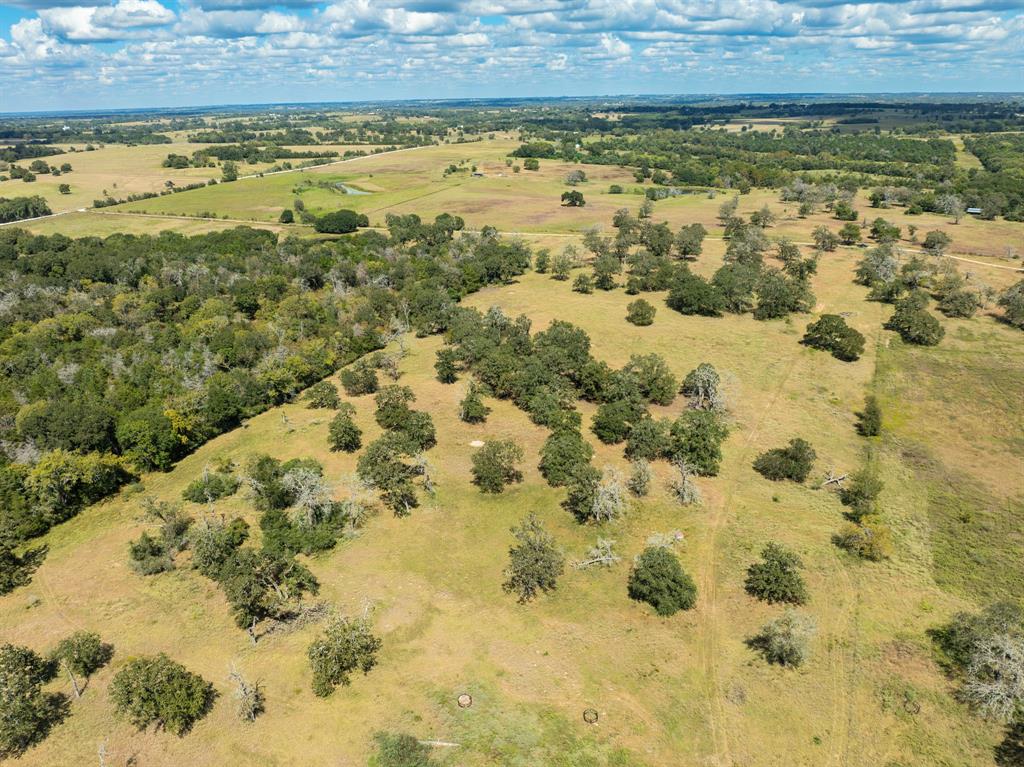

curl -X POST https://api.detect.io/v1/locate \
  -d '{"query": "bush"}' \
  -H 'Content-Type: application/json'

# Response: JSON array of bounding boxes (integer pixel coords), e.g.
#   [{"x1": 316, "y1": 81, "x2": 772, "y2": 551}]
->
[
  {"x1": 278, "y1": 209, "x2": 294, "y2": 224},
  {"x1": 803, "y1": 315, "x2": 866, "y2": 361},
  {"x1": 857, "y1": 395, "x2": 882, "y2": 436},
  {"x1": 109, "y1": 654, "x2": 214, "y2": 735},
  {"x1": 539, "y1": 429, "x2": 594, "y2": 487},
  {"x1": 328, "y1": 407, "x2": 362, "y2": 452},
  {"x1": 622, "y1": 353, "x2": 677, "y2": 405},
  {"x1": 753, "y1": 438, "x2": 816, "y2": 483},
  {"x1": 572, "y1": 273, "x2": 593, "y2": 294},
  {"x1": 627, "y1": 459, "x2": 652, "y2": 497},
  {"x1": 627, "y1": 547, "x2": 697, "y2": 616},
  {"x1": 502, "y1": 514, "x2": 564, "y2": 603},
  {"x1": 744, "y1": 543, "x2": 808, "y2": 604},
  {"x1": 834, "y1": 515, "x2": 892, "y2": 560},
  {"x1": 886, "y1": 302, "x2": 945, "y2": 346},
  {"x1": 839, "y1": 466, "x2": 883, "y2": 520},
  {"x1": 0, "y1": 543, "x2": 46, "y2": 596},
  {"x1": 666, "y1": 269, "x2": 723, "y2": 316},
  {"x1": 0, "y1": 643, "x2": 66, "y2": 757},
  {"x1": 750, "y1": 609, "x2": 816, "y2": 666},
  {"x1": 49, "y1": 631, "x2": 113, "y2": 694},
  {"x1": 997, "y1": 280, "x2": 1024, "y2": 329},
  {"x1": 314, "y1": 209, "x2": 363, "y2": 234},
  {"x1": 304, "y1": 381, "x2": 340, "y2": 409},
  {"x1": 667, "y1": 410, "x2": 728, "y2": 476},
  {"x1": 591, "y1": 398, "x2": 645, "y2": 445},
  {"x1": 371, "y1": 731, "x2": 438, "y2": 767},
  {"x1": 459, "y1": 382, "x2": 490, "y2": 423},
  {"x1": 340, "y1": 364, "x2": 378, "y2": 396},
  {"x1": 625, "y1": 417, "x2": 670, "y2": 461},
  {"x1": 434, "y1": 348, "x2": 459, "y2": 383},
  {"x1": 681, "y1": 362, "x2": 723, "y2": 411},
  {"x1": 626, "y1": 299, "x2": 656, "y2": 326},
  {"x1": 182, "y1": 470, "x2": 239, "y2": 504},
  {"x1": 307, "y1": 615, "x2": 382, "y2": 697},
  {"x1": 471, "y1": 439, "x2": 524, "y2": 493}
]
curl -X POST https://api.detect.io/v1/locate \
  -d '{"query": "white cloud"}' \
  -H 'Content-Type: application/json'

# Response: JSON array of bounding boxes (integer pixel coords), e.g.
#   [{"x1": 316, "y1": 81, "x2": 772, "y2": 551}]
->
[{"x1": 2, "y1": 0, "x2": 1023, "y2": 107}]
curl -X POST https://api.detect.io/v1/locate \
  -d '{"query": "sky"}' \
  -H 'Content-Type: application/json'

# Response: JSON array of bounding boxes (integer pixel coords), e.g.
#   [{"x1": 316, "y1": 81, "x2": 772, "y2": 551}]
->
[{"x1": 0, "y1": 0, "x2": 1022, "y2": 112}]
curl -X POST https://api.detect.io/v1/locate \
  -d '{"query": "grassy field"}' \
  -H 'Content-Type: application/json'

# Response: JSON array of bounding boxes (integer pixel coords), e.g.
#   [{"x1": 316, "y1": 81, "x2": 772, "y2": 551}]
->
[
  {"x1": 0, "y1": 142, "x2": 387, "y2": 215},
  {"x1": 1, "y1": 233, "x2": 1020, "y2": 765}
]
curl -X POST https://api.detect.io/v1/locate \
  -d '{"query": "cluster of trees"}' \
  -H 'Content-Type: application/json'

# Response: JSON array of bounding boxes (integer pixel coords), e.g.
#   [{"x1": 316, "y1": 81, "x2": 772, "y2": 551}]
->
[
  {"x1": 0, "y1": 217, "x2": 533, "y2": 595},
  {"x1": 931, "y1": 601, "x2": 1024, "y2": 736},
  {"x1": 0, "y1": 195, "x2": 52, "y2": 223},
  {"x1": 664, "y1": 216, "x2": 815, "y2": 323},
  {"x1": 1, "y1": 632, "x2": 111, "y2": 757}
]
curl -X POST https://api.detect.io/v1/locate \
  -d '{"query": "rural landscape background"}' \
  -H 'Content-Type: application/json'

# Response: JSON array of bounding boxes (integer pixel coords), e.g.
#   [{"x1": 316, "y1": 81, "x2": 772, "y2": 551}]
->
[{"x1": 1, "y1": 5, "x2": 1023, "y2": 765}]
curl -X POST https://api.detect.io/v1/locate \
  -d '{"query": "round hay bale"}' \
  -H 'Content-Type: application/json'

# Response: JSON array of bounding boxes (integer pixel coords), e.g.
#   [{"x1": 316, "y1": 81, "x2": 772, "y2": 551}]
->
[
  {"x1": 457, "y1": 693, "x2": 473, "y2": 709},
  {"x1": 582, "y1": 708, "x2": 599, "y2": 724}
]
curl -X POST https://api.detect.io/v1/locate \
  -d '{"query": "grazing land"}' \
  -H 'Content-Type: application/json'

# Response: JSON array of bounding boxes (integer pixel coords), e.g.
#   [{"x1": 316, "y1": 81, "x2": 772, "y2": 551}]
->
[{"x1": 0, "y1": 97, "x2": 1022, "y2": 767}]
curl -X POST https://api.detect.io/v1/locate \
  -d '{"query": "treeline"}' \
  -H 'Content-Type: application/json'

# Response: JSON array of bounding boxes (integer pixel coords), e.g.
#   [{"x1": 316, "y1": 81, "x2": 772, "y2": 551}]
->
[
  {"x1": 0, "y1": 195, "x2": 52, "y2": 223},
  {"x1": 163, "y1": 145, "x2": 340, "y2": 168},
  {"x1": 0, "y1": 219, "x2": 533, "y2": 589},
  {"x1": 0, "y1": 144, "x2": 64, "y2": 163}
]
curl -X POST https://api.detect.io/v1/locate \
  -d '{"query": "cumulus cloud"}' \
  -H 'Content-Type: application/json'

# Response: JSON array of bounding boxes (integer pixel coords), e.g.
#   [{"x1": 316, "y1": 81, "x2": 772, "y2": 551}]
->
[
  {"x1": 38, "y1": 0, "x2": 175, "y2": 41},
  {"x1": 1, "y1": 0, "x2": 1022, "y2": 108}
]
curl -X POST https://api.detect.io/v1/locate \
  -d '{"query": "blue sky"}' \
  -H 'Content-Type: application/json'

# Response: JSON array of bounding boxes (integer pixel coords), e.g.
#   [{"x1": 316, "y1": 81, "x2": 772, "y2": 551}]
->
[{"x1": 1, "y1": 0, "x2": 1022, "y2": 112}]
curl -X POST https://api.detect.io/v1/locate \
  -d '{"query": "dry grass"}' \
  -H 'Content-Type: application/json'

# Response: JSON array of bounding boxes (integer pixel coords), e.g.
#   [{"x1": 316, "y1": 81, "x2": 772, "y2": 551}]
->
[{"x1": 2, "y1": 243, "x2": 1019, "y2": 764}]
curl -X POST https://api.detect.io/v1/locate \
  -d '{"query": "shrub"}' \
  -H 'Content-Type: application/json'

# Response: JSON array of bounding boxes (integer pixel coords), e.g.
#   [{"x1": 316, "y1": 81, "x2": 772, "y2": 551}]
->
[
  {"x1": 667, "y1": 410, "x2": 729, "y2": 476},
  {"x1": 109, "y1": 654, "x2": 214, "y2": 735},
  {"x1": 997, "y1": 280, "x2": 1024, "y2": 329},
  {"x1": 304, "y1": 381, "x2": 340, "y2": 409},
  {"x1": 434, "y1": 347, "x2": 459, "y2": 383},
  {"x1": 502, "y1": 514, "x2": 564, "y2": 603},
  {"x1": 340, "y1": 363, "x2": 378, "y2": 396},
  {"x1": 938, "y1": 289, "x2": 980, "y2": 318},
  {"x1": 307, "y1": 616, "x2": 382, "y2": 697},
  {"x1": 539, "y1": 429, "x2": 594, "y2": 487},
  {"x1": 471, "y1": 440, "x2": 524, "y2": 493},
  {"x1": 839, "y1": 466, "x2": 884, "y2": 520},
  {"x1": 886, "y1": 301, "x2": 945, "y2": 346},
  {"x1": 49, "y1": 631, "x2": 113, "y2": 696},
  {"x1": 666, "y1": 269, "x2": 723, "y2": 316},
  {"x1": 374, "y1": 386, "x2": 416, "y2": 430},
  {"x1": 744, "y1": 543, "x2": 808, "y2": 604},
  {"x1": 371, "y1": 731, "x2": 438, "y2": 767},
  {"x1": 681, "y1": 363, "x2": 723, "y2": 411},
  {"x1": 182, "y1": 470, "x2": 239, "y2": 504},
  {"x1": 753, "y1": 438, "x2": 816, "y2": 483},
  {"x1": 626, "y1": 299, "x2": 656, "y2": 326},
  {"x1": 803, "y1": 315, "x2": 866, "y2": 361},
  {"x1": 834, "y1": 515, "x2": 892, "y2": 560},
  {"x1": 278, "y1": 209, "x2": 294, "y2": 224},
  {"x1": 0, "y1": 644, "x2": 66, "y2": 757},
  {"x1": 627, "y1": 459, "x2": 652, "y2": 497},
  {"x1": 328, "y1": 407, "x2": 362, "y2": 452},
  {"x1": 314, "y1": 209, "x2": 363, "y2": 234},
  {"x1": 572, "y1": 273, "x2": 594, "y2": 294},
  {"x1": 459, "y1": 382, "x2": 490, "y2": 423},
  {"x1": 622, "y1": 353, "x2": 677, "y2": 405},
  {"x1": 591, "y1": 398, "x2": 645, "y2": 445},
  {"x1": 627, "y1": 547, "x2": 697, "y2": 616},
  {"x1": 625, "y1": 417, "x2": 671, "y2": 460},
  {"x1": 857, "y1": 395, "x2": 882, "y2": 436},
  {"x1": 0, "y1": 544, "x2": 46, "y2": 596},
  {"x1": 750, "y1": 609, "x2": 817, "y2": 666}
]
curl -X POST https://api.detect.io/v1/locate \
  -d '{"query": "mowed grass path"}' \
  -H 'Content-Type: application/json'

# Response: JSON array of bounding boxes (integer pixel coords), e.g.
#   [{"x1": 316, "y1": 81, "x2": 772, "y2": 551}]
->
[{"x1": 2, "y1": 241, "x2": 1018, "y2": 765}]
